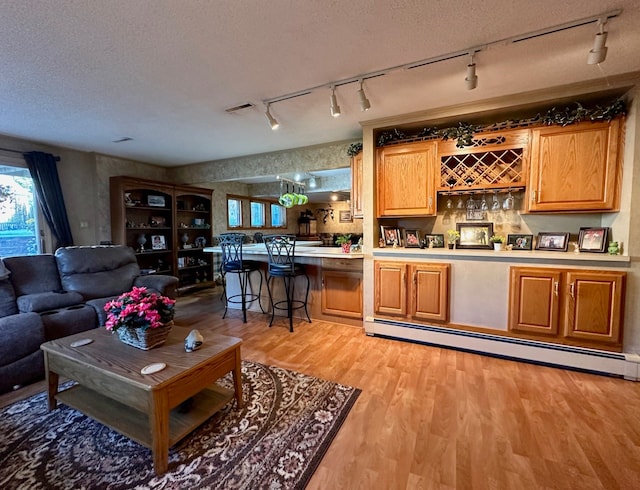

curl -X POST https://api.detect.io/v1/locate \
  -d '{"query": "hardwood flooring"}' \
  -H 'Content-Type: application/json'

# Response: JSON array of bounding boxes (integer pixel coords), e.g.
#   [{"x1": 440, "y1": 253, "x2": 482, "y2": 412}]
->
[{"x1": 3, "y1": 288, "x2": 640, "y2": 489}]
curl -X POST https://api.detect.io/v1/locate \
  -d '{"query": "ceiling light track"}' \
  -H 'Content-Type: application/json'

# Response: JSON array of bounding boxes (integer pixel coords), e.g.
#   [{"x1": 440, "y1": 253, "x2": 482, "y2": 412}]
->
[{"x1": 260, "y1": 8, "x2": 621, "y2": 128}]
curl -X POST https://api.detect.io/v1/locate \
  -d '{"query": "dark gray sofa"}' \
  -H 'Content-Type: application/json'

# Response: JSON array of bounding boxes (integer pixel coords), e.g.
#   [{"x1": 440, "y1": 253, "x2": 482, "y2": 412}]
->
[{"x1": 0, "y1": 245, "x2": 178, "y2": 393}]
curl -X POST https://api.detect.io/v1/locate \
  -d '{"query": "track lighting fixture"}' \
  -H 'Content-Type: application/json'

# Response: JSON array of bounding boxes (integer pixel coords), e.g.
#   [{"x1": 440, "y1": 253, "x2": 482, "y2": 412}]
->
[
  {"x1": 587, "y1": 19, "x2": 608, "y2": 65},
  {"x1": 264, "y1": 103, "x2": 279, "y2": 130},
  {"x1": 330, "y1": 85, "x2": 341, "y2": 117},
  {"x1": 357, "y1": 79, "x2": 371, "y2": 111},
  {"x1": 464, "y1": 53, "x2": 478, "y2": 90}
]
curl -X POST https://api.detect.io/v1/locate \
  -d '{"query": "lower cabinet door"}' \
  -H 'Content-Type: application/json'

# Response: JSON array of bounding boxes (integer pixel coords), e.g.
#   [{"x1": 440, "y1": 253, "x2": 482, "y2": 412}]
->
[
  {"x1": 321, "y1": 270, "x2": 363, "y2": 319},
  {"x1": 409, "y1": 263, "x2": 450, "y2": 322},
  {"x1": 509, "y1": 267, "x2": 562, "y2": 336},
  {"x1": 374, "y1": 261, "x2": 407, "y2": 316},
  {"x1": 563, "y1": 270, "x2": 625, "y2": 345}
]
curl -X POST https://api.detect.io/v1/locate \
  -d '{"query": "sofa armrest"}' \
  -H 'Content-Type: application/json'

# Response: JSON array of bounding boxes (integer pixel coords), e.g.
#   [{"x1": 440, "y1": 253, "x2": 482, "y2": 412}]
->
[
  {"x1": 16, "y1": 291, "x2": 85, "y2": 313},
  {"x1": 133, "y1": 274, "x2": 178, "y2": 299},
  {"x1": 0, "y1": 312, "x2": 45, "y2": 365}
]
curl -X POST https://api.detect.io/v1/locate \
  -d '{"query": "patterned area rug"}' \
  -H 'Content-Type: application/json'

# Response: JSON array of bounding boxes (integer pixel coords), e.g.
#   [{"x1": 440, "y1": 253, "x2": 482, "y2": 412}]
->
[{"x1": 0, "y1": 361, "x2": 360, "y2": 489}]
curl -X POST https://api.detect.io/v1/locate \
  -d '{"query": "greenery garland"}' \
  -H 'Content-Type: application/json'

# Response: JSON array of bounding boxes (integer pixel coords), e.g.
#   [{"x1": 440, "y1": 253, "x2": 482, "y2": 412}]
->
[
  {"x1": 346, "y1": 142, "x2": 363, "y2": 157},
  {"x1": 371, "y1": 97, "x2": 626, "y2": 150}
]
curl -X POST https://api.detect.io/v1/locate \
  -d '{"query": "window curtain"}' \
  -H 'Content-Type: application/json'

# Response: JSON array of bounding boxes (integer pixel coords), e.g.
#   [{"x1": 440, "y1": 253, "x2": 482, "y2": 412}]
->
[{"x1": 23, "y1": 151, "x2": 74, "y2": 249}]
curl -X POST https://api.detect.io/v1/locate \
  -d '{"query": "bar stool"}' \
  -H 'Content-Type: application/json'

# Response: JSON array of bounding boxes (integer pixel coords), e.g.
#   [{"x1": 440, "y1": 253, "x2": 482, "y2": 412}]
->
[
  {"x1": 263, "y1": 234, "x2": 311, "y2": 332},
  {"x1": 218, "y1": 233, "x2": 265, "y2": 323}
]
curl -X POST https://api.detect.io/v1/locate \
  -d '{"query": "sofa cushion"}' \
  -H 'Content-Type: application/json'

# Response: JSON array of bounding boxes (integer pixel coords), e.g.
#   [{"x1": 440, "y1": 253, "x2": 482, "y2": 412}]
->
[
  {"x1": 55, "y1": 246, "x2": 141, "y2": 300},
  {"x1": 3, "y1": 254, "x2": 62, "y2": 295},
  {"x1": 40, "y1": 304, "x2": 97, "y2": 340},
  {"x1": 16, "y1": 291, "x2": 85, "y2": 313},
  {"x1": 0, "y1": 312, "x2": 45, "y2": 366},
  {"x1": 0, "y1": 279, "x2": 18, "y2": 317}
]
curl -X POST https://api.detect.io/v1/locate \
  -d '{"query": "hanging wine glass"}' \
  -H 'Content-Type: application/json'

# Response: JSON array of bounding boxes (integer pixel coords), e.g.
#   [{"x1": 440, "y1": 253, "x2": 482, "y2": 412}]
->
[
  {"x1": 503, "y1": 191, "x2": 514, "y2": 210},
  {"x1": 491, "y1": 191, "x2": 501, "y2": 211},
  {"x1": 480, "y1": 193, "x2": 488, "y2": 211},
  {"x1": 466, "y1": 195, "x2": 476, "y2": 210},
  {"x1": 446, "y1": 197, "x2": 453, "y2": 209},
  {"x1": 456, "y1": 196, "x2": 465, "y2": 209}
]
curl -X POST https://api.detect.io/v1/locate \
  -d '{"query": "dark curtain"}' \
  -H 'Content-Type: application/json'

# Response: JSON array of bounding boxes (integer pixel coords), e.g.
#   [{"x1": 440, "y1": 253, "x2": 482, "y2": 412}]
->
[{"x1": 23, "y1": 151, "x2": 74, "y2": 249}]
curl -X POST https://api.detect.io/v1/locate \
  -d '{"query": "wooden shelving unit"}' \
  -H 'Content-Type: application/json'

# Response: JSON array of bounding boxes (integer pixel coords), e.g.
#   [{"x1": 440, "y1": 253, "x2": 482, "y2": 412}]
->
[{"x1": 110, "y1": 177, "x2": 214, "y2": 295}]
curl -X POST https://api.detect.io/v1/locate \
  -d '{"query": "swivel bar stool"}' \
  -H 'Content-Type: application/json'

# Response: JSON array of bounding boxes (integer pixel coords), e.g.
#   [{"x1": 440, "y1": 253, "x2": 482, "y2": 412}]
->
[
  {"x1": 218, "y1": 233, "x2": 265, "y2": 323},
  {"x1": 263, "y1": 234, "x2": 311, "y2": 332}
]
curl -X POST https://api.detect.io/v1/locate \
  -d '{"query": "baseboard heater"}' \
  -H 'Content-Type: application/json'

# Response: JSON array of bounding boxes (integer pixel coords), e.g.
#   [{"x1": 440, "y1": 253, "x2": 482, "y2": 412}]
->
[{"x1": 366, "y1": 317, "x2": 640, "y2": 381}]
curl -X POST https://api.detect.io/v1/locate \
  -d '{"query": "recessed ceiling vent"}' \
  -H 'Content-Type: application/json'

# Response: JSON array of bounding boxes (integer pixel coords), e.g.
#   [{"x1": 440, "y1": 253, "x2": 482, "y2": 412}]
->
[{"x1": 225, "y1": 103, "x2": 255, "y2": 113}]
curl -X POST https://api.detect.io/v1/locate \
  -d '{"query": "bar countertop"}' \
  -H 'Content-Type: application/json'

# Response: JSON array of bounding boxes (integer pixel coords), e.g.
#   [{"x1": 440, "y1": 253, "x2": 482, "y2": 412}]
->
[{"x1": 204, "y1": 243, "x2": 364, "y2": 259}]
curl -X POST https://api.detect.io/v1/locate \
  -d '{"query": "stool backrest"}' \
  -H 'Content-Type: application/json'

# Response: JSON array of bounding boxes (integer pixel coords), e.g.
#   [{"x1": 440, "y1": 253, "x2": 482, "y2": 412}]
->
[
  {"x1": 264, "y1": 234, "x2": 297, "y2": 274},
  {"x1": 253, "y1": 232, "x2": 264, "y2": 243},
  {"x1": 218, "y1": 233, "x2": 246, "y2": 269}
]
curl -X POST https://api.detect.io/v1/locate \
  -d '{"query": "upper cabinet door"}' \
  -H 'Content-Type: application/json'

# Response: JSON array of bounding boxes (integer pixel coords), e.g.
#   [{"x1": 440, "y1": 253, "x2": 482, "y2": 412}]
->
[
  {"x1": 377, "y1": 141, "x2": 437, "y2": 217},
  {"x1": 350, "y1": 152, "x2": 364, "y2": 218},
  {"x1": 527, "y1": 120, "x2": 621, "y2": 212}
]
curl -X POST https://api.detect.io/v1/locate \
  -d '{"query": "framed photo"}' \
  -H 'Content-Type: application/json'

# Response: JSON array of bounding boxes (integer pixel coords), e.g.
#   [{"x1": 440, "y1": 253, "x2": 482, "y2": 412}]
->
[
  {"x1": 508, "y1": 234, "x2": 533, "y2": 251},
  {"x1": 466, "y1": 209, "x2": 486, "y2": 221},
  {"x1": 423, "y1": 234, "x2": 445, "y2": 248},
  {"x1": 147, "y1": 195, "x2": 166, "y2": 207},
  {"x1": 339, "y1": 210, "x2": 353, "y2": 223},
  {"x1": 578, "y1": 227, "x2": 608, "y2": 253},
  {"x1": 403, "y1": 229, "x2": 420, "y2": 248},
  {"x1": 380, "y1": 226, "x2": 401, "y2": 246},
  {"x1": 456, "y1": 222, "x2": 493, "y2": 249},
  {"x1": 151, "y1": 235, "x2": 166, "y2": 250},
  {"x1": 536, "y1": 232, "x2": 570, "y2": 252}
]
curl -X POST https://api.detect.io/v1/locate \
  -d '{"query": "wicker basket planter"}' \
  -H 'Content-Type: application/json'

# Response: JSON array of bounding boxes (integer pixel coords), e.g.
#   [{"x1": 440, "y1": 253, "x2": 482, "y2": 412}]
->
[{"x1": 117, "y1": 321, "x2": 173, "y2": 350}]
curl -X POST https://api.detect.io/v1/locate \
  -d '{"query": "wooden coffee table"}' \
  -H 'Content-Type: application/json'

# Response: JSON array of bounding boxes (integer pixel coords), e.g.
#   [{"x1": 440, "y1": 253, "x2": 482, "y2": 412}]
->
[{"x1": 41, "y1": 326, "x2": 242, "y2": 474}]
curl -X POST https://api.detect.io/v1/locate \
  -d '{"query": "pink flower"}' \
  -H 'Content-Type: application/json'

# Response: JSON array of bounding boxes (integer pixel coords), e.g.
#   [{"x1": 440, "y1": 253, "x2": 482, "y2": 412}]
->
[{"x1": 103, "y1": 287, "x2": 175, "y2": 332}]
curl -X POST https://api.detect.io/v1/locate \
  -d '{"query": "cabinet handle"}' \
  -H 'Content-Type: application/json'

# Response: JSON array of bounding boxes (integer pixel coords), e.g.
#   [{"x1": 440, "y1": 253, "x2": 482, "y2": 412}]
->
[
  {"x1": 531, "y1": 190, "x2": 537, "y2": 202},
  {"x1": 428, "y1": 196, "x2": 433, "y2": 210},
  {"x1": 413, "y1": 271, "x2": 417, "y2": 285},
  {"x1": 569, "y1": 282, "x2": 575, "y2": 299},
  {"x1": 554, "y1": 281, "x2": 558, "y2": 296}
]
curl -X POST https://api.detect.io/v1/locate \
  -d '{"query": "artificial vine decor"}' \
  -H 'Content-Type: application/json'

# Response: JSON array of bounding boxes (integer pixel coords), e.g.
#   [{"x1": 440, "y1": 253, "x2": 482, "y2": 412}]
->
[
  {"x1": 347, "y1": 142, "x2": 363, "y2": 157},
  {"x1": 373, "y1": 97, "x2": 626, "y2": 150}
]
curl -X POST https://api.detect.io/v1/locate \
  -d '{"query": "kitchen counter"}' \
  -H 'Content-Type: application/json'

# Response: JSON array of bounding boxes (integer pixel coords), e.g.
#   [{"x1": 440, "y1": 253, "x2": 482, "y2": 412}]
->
[{"x1": 204, "y1": 243, "x2": 364, "y2": 259}]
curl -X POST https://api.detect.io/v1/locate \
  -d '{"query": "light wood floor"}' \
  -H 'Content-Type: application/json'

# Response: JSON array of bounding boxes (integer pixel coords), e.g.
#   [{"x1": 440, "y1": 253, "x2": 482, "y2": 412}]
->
[{"x1": 3, "y1": 288, "x2": 640, "y2": 489}]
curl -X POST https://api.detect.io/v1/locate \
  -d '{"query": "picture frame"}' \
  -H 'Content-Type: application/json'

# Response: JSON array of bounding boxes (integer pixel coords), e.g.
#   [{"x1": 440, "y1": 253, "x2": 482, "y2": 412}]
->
[
  {"x1": 423, "y1": 233, "x2": 445, "y2": 248},
  {"x1": 578, "y1": 227, "x2": 608, "y2": 253},
  {"x1": 151, "y1": 235, "x2": 166, "y2": 250},
  {"x1": 403, "y1": 229, "x2": 420, "y2": 248},
  {"x1": 339, "y1": 210, "x2": 353, "y2": 223},
  {"x1": 456, "y1": 222, "x2": 493, "y2": 249},
  {"x1": 536, "y1": 232, "x2": 570, "y2": 252},
  {"x1": 147, "y1": 195, "x2": 166, "y2": 207},
  {"x1": 380, "y1": 226, "x2": 401, "y2": 247},
  {"x1": 507, "y1": 234, "x2": 533, "y2": 251}
]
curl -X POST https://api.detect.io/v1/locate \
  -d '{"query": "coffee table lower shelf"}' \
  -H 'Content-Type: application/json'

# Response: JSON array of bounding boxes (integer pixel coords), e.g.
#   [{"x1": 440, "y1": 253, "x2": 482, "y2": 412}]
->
[{"x1": 56, "y1": 383, "x2": 234, "y2": 448}]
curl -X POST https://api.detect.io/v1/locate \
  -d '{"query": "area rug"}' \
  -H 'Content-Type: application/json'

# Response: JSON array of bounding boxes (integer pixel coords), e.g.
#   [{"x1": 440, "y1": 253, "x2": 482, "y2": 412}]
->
[{"x1": 0, "y1": 361, "x2": 360, "y2": 489}]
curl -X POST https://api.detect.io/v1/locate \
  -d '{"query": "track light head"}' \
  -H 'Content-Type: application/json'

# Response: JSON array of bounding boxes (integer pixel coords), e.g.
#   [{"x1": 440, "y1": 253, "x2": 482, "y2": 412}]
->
[
  {"x1": 464, "y1": 53, "x2": 478, "y2": 90},
  {"x1": 358, "y1": 79, "x2": 371, "y2": 111},
  {"x1": 587, "y1": 23, "x2": 608, "y2": 65},
  {"x1": 264, "y1": 103, "x2": 279, "y2": 130},
  {"x1": 330, "y1": 86, "x2": 341, "y2": 117}
]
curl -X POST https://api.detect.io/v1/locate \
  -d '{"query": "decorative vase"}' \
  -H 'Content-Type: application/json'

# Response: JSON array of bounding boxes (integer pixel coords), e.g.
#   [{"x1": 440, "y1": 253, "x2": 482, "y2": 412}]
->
[
  {"x1": 341, "y1": 242, "x2": 351, "y2": 253},
  {"x1": 137, "y1": 233, "x2": 147, "y2": 252},
  {"x1": 493, "y1": 242, "x2": 505, "y2": 251},
  {"x1": 181, "y1": 233, "x2": 189, "y2": 249},
  {"x1": 117, "y1": 321, "x2": 173, "y2": 350},
  {"x1": 448, "y1": 243, "x2": 455, "y2": 250}
]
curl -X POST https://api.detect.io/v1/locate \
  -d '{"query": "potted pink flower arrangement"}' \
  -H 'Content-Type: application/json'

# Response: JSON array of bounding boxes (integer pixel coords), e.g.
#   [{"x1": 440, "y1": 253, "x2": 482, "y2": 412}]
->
[{"x1": 104, "y1": 286, "x2": 176, "y2": 350}]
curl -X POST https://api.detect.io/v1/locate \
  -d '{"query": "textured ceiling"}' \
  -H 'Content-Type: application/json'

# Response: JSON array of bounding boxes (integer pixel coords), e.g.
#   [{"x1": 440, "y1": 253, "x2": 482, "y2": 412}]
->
[{"x1": 0, "y1": 1, "x2": 639, "y2": 166}]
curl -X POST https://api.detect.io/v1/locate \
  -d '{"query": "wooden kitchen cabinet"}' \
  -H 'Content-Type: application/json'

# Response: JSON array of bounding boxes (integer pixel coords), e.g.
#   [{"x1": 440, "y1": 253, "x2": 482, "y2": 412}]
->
[
  {"x1": 374, "y1": 260, "x2": 449, "y2": 322},
  {"x1": 321, "y1": 269, "x2": 363, "y2": 319},
  {"x1": 509, "y1": 266, "x2": 625, "y2": 349},
  {"x1": 377, "y1": 141, "x2": 438, "y2": 217},
  {"x1": 509, "y1": 267, "x2": 562, "y2": 336},
  {"x1": 350, "y1": 151, "x2": 364, "y2": 218},
  {"x1": 527, "y1": 119, "x2": 622, "y2": 212}
]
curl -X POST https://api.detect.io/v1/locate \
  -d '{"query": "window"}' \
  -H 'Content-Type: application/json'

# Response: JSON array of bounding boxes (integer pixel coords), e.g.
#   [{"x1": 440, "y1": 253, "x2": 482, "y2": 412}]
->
[
  {"x1": 271, "y1": 203, "x2": 286, "y2": 228},
  {"x1": 250, "y1": 201, "x2": 265, "y2": 227},
  {"x1": 0, "y1": 164, "x2": 40, "y2": 256},
  {"x1": 227, "y1": 198, "x2": 243, "y2": 228}
]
